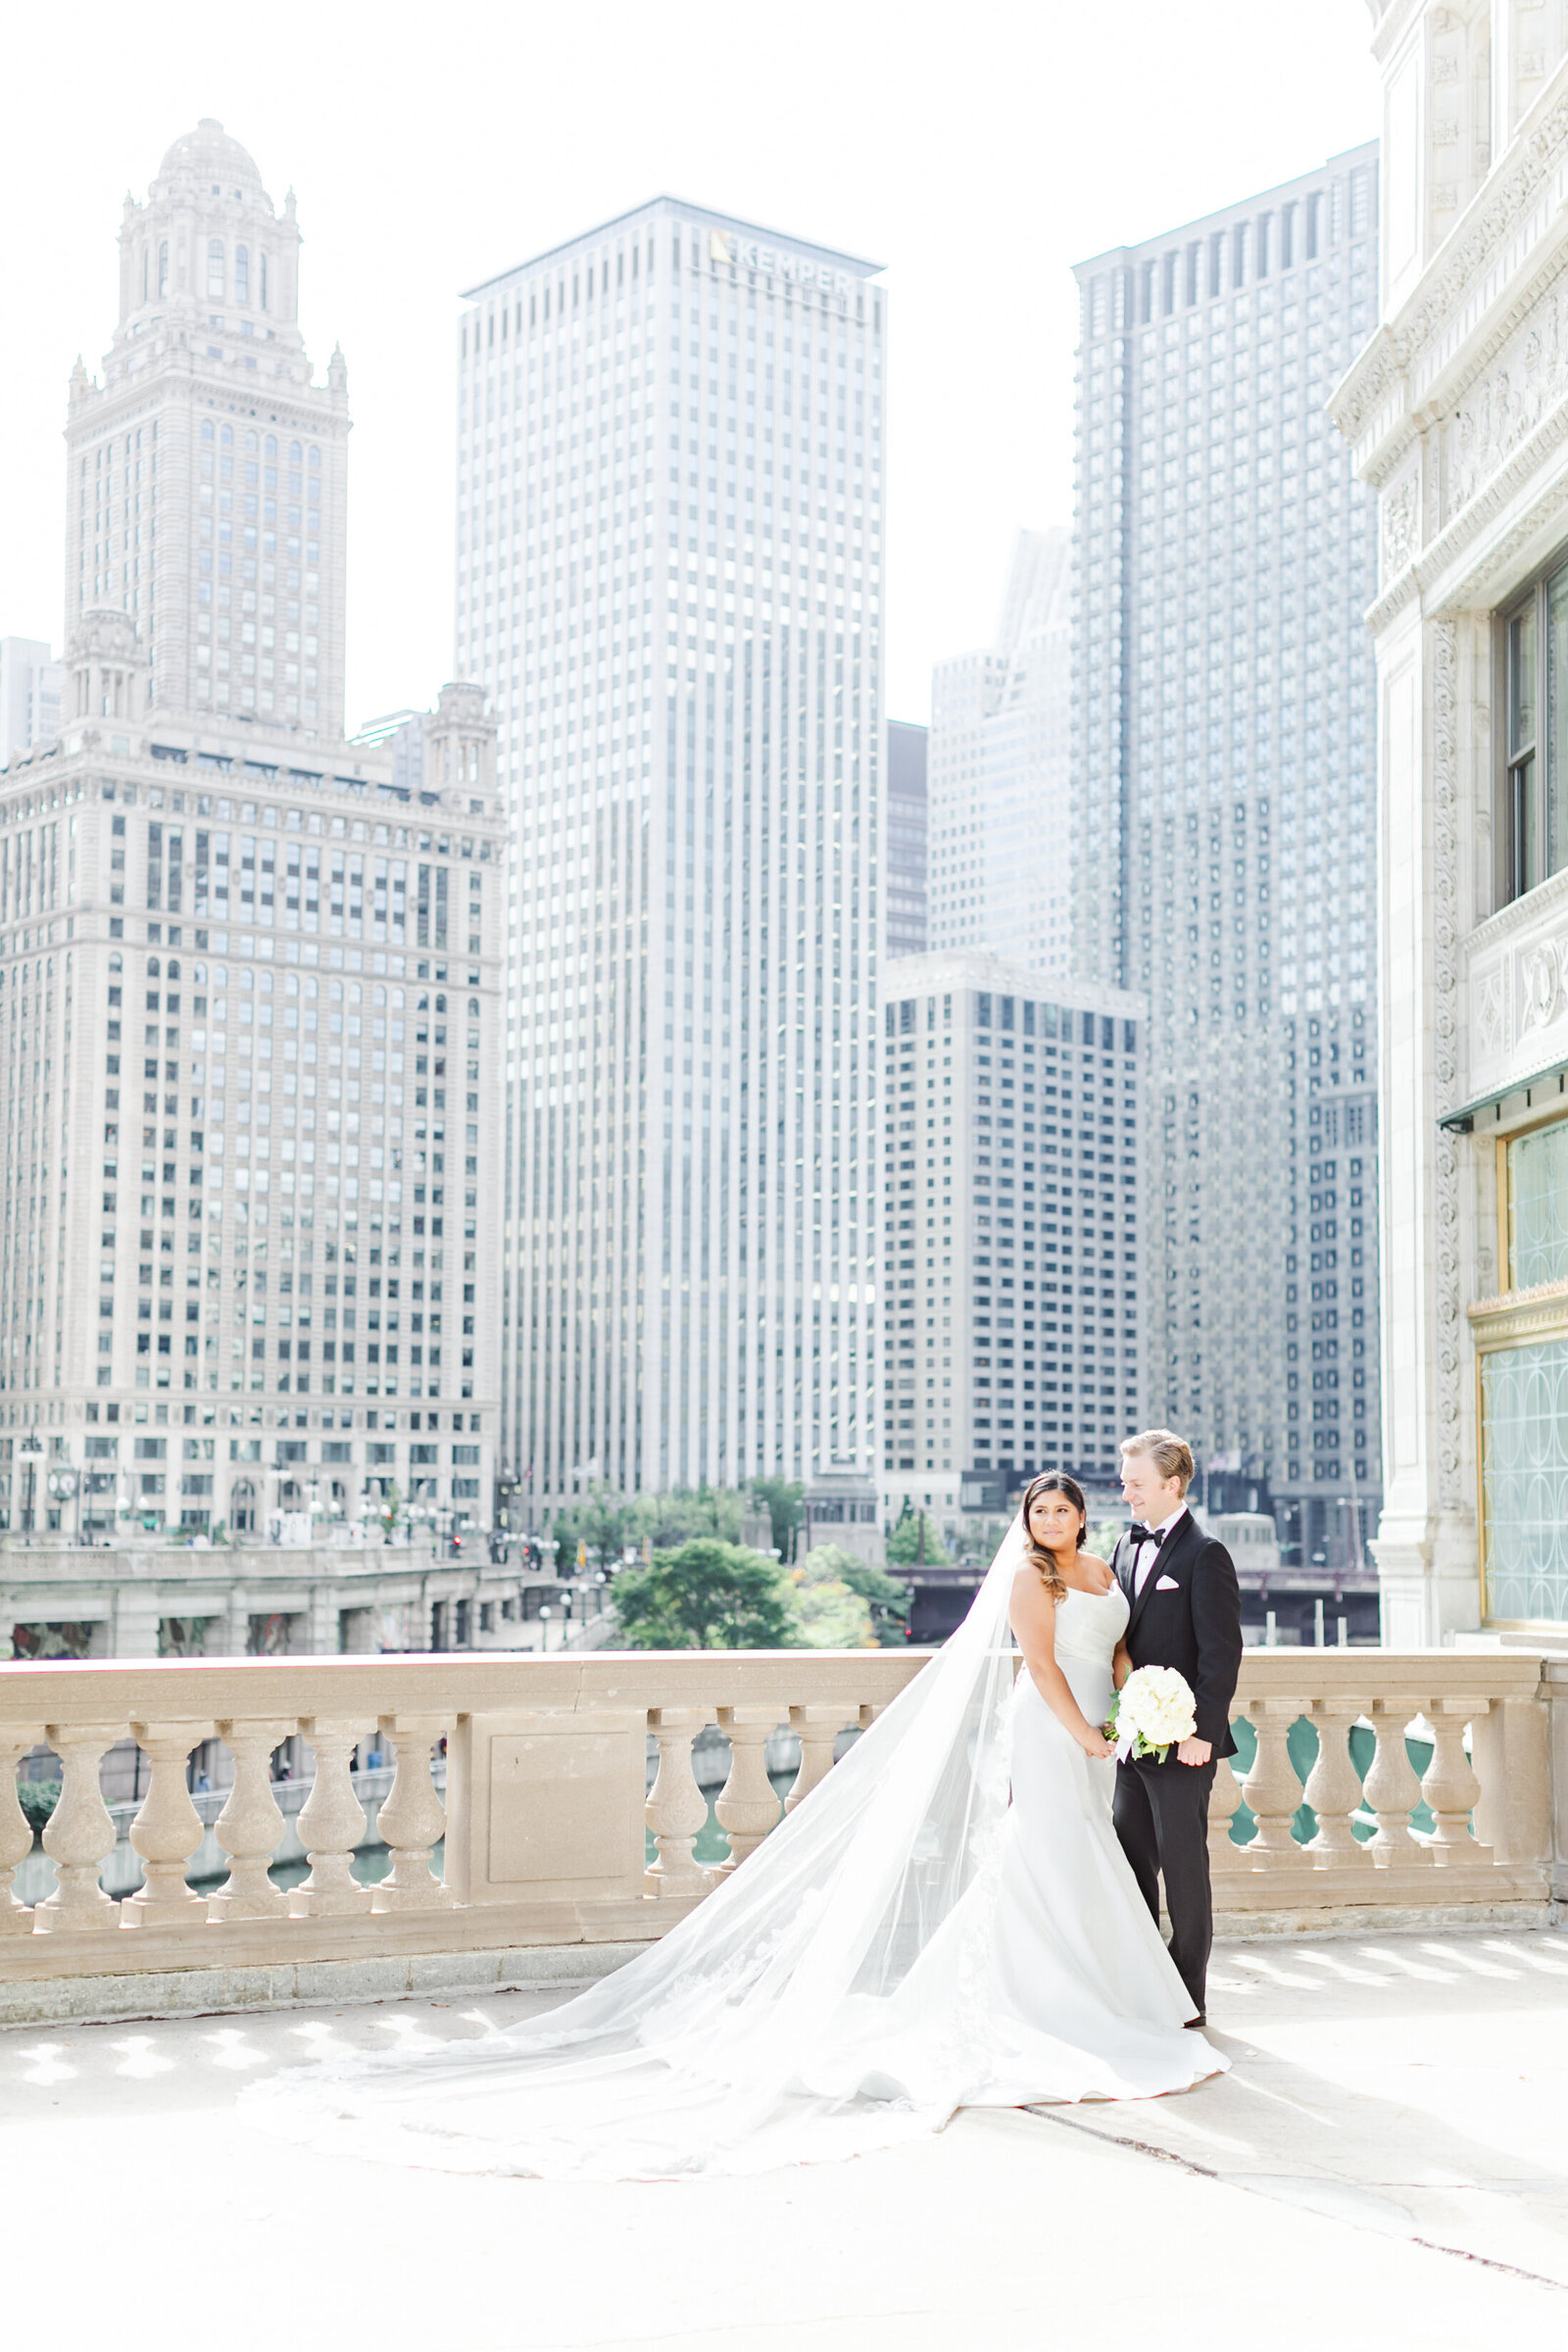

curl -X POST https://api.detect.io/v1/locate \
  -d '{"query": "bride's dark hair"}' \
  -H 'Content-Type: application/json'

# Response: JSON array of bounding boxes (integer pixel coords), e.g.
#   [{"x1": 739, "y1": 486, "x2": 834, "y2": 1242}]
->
[{"x1": 1020, "y1": 1470, "x2": 1089, "y2": 1604}]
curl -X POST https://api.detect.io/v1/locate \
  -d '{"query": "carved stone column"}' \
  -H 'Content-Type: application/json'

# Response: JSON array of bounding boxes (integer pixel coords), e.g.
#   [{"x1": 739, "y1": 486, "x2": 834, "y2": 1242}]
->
[
  {"x1": 644, "y1": 1707, "x2": 711, "y2": 1895},
  {"x1": 209, "y1": 1717, "x2": 295, "y2": 1920},
  {"x1": 1363, "y1": 1699, "x2": 1432, "y2": 1865},
  {"x1": 1424, "y1": 1701, "x2": 1493, "y2": 1863},
  {"x1": 0, "y1": 1731, "x2": 44, "y2": 1934},
  {"x1": 122, "y1": 1719, "x2": 215, "y2": 1929},
  {"x1": 371, "y1": 1713, "x2": 456, "y2": 1910},
  {"x1": 33, "y1": 1722, "x2": 123, "y2": 1933},
  {"x1": 1302, "y1": 1702, "x2": 1374, "y2": 1866},
  {"x1": 289, "y1": 1716, "x2": 374, "y2": 1916},
  {"x1": 1206, "y1": 1748, "x2": 1247, "y2": 1874},
  {"x1": 1239, "y1": 1701, "x2": 1312, "y2": 1866},
  {"x1": 714, "y1": 1707, "x2": 782, "y2": 1871},
  {"x1": 786, "y1": 1704, "x2": 850, "y2": 1813}
]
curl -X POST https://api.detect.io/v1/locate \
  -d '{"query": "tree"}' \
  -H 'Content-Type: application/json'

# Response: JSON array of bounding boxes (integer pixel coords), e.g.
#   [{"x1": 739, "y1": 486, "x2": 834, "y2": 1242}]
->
[
  {"x1": 749, "y1": 1476, "x2": 805, "y2": 1560},
  {"x1": 375, "y1": 1481, "x2": 404, "y2": 1543},
  {"x1": 550, "y1": 1483, "x2": 633, "y2": 1572},
  {"x1": 627, "y1": 1485, "x2": 749, "y2": 1550},
  {"x1": 796, "y1": 1543, "x2": 910, "y2": 1645},
  {"x1": 609, "y1": 1538, "x2": 800, "y2": 1649},
  {"x1": 887, "y1": 1505, "x2": 947, "y2": 1567}
]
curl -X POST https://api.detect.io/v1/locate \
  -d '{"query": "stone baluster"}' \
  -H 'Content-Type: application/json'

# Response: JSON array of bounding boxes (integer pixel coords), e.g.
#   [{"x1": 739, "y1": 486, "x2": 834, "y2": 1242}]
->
[
  {"x1": 1206, "y1": 1741, "x2": 1247, "y2": 1873},
  {"x1": 1302, "y1": 1701, "x2": 1373, "y2": 1866},
  {"x1": 786, "y1": 1704, "x2": 850, "y2": 1813},
  {"x1": 122, "y1": 1720, "x2": 216, "y2": 1930},
  {"x1": 289, "y1": 1716, "x2": 374, "y2": 1917},
  {"x1": 1423, "y1": 1701, "x2": 1493, "y2": 1864},
  {"x1": 645, "y1": 1707, "x2": 713, "y2": 1895},
  {"x1": 33, "y1": 1722, "x2": 123, "y2": 1933},
  {"x1": 209, "y1": 1717, "x2": 296, "y2": 1920},
  {"x1": 714, "y1": 1707, "x2": 783, "y2": 1872},
  {"x1": 0, "y1": 1731, "x2": 44, "y2": 1934},
  {"x1": 1239, "y1": 1700, "x2": 1312, "y2": 1866},
  {"x1": 1363, "y1": 1699, "x2": 1432, "y2": 1866},
  {"x1": 371, "y1": 1713, "x2": 456, "y2": 1911}
]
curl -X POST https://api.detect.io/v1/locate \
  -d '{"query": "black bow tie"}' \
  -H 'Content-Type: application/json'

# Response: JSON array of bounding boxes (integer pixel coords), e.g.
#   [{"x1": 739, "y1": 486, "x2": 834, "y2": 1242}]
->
[{"x1": 1127, "y1": 1524, "x2": 1166, "y2": 1549}]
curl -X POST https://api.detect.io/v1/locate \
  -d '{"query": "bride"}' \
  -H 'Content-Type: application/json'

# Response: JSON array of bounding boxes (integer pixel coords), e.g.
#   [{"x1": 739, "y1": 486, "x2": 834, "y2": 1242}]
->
[{"x1": 245, "y1": 1471, "x2": 1225, "y2": 2179}]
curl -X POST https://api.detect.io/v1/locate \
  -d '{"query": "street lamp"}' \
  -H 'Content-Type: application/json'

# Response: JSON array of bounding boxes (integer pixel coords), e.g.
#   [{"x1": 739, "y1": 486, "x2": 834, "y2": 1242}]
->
[{"x1": 539, "y1": 1604, "x2": 553, "y2": 1653}]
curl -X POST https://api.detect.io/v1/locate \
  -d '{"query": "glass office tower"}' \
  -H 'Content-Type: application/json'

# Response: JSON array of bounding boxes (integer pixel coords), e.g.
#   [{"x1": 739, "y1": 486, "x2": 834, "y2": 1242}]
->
[{"x1": 1072, "y1": 148, "x2": 1382, "y2": 1559}]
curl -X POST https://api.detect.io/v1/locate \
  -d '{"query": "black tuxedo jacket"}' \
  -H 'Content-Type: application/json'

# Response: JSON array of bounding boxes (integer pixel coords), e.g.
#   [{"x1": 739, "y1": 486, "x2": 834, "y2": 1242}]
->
[{"x1": 1112, "y1": 1508, "x2": 1243, "y2": 1762}]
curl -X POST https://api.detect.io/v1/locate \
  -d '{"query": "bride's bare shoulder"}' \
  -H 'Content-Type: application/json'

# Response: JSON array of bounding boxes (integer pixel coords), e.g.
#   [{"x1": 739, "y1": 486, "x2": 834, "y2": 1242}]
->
[{"x1": 1080, "y1": 1552, "x2": 1116, "y2": 1588}]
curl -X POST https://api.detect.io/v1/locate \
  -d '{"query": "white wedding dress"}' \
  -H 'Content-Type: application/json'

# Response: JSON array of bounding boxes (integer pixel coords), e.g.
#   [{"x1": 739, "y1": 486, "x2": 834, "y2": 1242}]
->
[{"x1": 243, "y1": 1529, "x2": 1224, "y2": 2180}]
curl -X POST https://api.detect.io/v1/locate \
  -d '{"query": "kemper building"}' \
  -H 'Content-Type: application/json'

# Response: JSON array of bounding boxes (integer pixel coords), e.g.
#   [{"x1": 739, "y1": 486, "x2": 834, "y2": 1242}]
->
[
  {"x1": 0, "y1": 120, "x2": 505, "y2": 1569},
  {"x1": 1072, "y1": 149, "x2": 1384, "y2": 1569},
  {"x1": 456, "y1": 202, "x2": 884, "y2": 1520},
  {"x1": 1333, "y1": 5, "x2": 1568, "y2": 1644}
]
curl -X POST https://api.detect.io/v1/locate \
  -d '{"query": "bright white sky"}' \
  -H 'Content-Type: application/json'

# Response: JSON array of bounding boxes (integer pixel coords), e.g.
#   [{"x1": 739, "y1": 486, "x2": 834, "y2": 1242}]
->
[{"x1": 0, "y1": 0, "x2": 1381, "y2": 731}]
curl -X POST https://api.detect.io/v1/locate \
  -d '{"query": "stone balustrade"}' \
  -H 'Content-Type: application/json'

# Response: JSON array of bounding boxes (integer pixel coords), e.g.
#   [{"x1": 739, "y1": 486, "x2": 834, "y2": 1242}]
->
[{"x1": 0, "y1": 1647, "x2": 1561, "y2": 1993}]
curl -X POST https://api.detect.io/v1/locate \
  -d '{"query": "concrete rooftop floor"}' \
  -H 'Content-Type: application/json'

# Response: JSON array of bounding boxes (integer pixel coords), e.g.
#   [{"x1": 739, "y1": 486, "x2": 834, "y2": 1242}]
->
[{"x1": 4, "y1": 1927, "x2": 1567, "y2": 2348}]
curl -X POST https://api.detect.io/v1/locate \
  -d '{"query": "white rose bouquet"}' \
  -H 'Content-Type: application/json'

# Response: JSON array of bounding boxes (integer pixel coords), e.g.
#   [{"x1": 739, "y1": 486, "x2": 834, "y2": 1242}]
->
[{"x1": 1104, "y1": 1665, "x2": 1197, "y2": 1763}]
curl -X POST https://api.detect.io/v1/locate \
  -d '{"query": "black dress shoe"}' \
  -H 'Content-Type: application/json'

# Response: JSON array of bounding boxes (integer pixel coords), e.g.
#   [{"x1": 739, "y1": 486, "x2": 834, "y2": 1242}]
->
[{"x1": 1184, "y1": 2015, "x2": 1207, "y2": 2029}]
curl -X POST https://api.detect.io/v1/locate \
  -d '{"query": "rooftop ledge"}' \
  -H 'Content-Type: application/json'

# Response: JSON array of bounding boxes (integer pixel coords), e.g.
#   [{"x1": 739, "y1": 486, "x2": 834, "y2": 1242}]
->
[
  {"x1": 4, "y1": 1648, "x2": 1568, "y2": 2338},
  {"x1": 1, "y1": 1646, "x2": 1562, "y2": 2027}
]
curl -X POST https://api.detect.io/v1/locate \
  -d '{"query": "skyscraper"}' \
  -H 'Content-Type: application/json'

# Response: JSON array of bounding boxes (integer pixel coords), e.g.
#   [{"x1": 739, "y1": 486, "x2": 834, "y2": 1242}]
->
[
  {"x1": 879, "y1": 951, "x2": 1142, "y2": 1493},
  {"x1": 0, "y1": 639, "x2": 62, "y2": 760},
  {"x1": 455, "y1": 203, "x2": 884, "y2": 1514},
  {"x1": 928, "y1": 529, "x2": 1071, "y2": 976},
  {"x1": 0, "y1": 124, "x2": 505, "y2": 1562},
  {"x1": 885, "y1": 719, "x2": 928, "y2": 956},
  {"x1": 67, "y1": 119, "x2": 348, "y2": 737},
  {"x1": 1071, "y1": 150, "x2": 1382, "y2": 1563}
]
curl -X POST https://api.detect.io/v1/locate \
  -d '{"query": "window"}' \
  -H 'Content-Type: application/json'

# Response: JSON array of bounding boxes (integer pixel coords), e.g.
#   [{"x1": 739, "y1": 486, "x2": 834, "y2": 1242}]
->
[
  {"x1": 1502, "y1": 557, "x2": 1568, "y2": 901},
  {"x1": 208, "y1": 239, "x2": 224, "y2": 299},
  {"x1": 1505, "y1": 1118, "x2": 1568, "y2": 1290},
  {"x1": 235, "y1": 244, "x2": 249, "y2": 303},
  {"x1": 1481, "y1": 1340, "x2": 1568, "y2": 1622},
  {"x1": 158, "y1": 240, "x2": 170, "y2": 297}
]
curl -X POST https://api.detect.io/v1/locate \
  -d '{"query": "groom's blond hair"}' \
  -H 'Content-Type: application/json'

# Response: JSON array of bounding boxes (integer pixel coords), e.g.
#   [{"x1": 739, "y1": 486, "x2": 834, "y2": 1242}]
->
[{"x1": 1120, "y1": 1429, "x2": 1196, "y2": 1493}]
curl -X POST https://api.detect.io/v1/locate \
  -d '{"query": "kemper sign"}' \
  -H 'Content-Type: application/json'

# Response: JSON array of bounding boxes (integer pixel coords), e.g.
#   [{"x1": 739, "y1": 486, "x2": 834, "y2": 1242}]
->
[{"x1": 707, "y1": 227, "x2": 855, "y2": 298}]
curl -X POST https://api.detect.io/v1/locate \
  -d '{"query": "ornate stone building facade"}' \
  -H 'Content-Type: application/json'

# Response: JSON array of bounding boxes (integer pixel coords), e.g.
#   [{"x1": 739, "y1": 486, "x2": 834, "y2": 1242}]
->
[
  {"x1": 0, "y1": 125, "x2": 506, "y2": 1592},
  {"x1": 1333, "y1": 3, "x2": 1568, "y2": 1640},
  {"x1": 67, "y1": 120, "x2": 349, "y2": 738}
]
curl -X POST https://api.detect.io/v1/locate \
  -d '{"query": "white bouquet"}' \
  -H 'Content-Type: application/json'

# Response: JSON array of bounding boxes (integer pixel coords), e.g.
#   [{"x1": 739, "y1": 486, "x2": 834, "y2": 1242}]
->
[{"x1": 1104, "y1": 1665, "x2": 1197, "y2": 1763}]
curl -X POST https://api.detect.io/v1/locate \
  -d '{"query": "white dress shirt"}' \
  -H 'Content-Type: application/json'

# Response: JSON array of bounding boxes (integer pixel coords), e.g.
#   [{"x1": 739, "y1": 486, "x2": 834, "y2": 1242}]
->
[{"x1": 1133, "y1": 1503, "x2": 1189, "y2": 1596}]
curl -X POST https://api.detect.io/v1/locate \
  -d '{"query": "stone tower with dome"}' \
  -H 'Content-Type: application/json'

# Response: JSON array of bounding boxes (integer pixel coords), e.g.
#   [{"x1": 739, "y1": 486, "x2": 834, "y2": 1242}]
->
[{"x1": 65, "y1": 120, "x2": 349, "y2": 738}]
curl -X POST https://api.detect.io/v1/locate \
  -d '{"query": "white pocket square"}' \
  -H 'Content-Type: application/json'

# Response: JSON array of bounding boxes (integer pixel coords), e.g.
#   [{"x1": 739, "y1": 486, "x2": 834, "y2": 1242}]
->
[{"x1": 1153, "y1": 1575, "x2": 1181, "y2": 1592}]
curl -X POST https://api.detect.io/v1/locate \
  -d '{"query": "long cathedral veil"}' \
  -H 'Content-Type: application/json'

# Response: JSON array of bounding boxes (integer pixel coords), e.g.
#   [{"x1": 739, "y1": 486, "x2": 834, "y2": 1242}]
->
[{"x1": 243, "y1": 1515, "x2": 1029, "y2": 2179}]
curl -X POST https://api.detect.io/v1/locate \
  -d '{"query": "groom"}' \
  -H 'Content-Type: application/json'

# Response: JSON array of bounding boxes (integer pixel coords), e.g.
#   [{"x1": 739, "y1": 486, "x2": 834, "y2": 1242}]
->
[{"x1": 1111, "y1": 1429, "x2": 1243, "y2": 2027}]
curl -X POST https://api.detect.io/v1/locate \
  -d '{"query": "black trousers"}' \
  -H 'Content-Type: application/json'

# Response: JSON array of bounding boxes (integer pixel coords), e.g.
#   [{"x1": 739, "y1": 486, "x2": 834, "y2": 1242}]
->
[{"x1": 1112, "y1": 1757, "x2": 1217, "y2": 2019}]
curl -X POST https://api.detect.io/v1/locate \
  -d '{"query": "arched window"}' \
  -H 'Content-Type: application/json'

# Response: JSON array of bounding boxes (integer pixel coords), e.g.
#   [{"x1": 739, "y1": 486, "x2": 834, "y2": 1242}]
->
[
  {"x1": 231, "y1": 1480, "x2": 256, "y2": 1536},
  {"x1": 244, "y1": 429, "x2": 258, "y2": 455},
  {"x1": 259, "y1": 252, "x2": 268, "y2": 310},
  {"x1": 158, "y1": 241, "x2": 169, "y2": 297},
  {"x1": 308, "y1": 447, "x2": 320, "y2": 469},
  {"x1": 141, "y1": 247, "x2": 149, "y2": 304},
  {"x1": 234, "y1": 244, "x2": 249, "y2": 303},
  {"x1": 201, "y1": 419, "x2": 215, "y2": 442},
  {"x1": 207, "y1": 239, "x2": 224, "y2": 298},
  {"x1": 220, "y1": 423, "x2": 233, "y2": 447},
  {"x1": 288, "y1": 441, "x2": 302, "y2": 464},
  {"x1": 147, "y1": 956, "x2": 161, "y2": 979},
  {"x1": 264, "y1": 434, "x2": 276, "y2": 458}
]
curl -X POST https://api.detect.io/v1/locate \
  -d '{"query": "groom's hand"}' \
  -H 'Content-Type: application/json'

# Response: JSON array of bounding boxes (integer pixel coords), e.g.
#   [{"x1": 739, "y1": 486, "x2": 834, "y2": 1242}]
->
[{"x1": 1176, "y1": 1738, "x2": 1212, "y2": 1768}]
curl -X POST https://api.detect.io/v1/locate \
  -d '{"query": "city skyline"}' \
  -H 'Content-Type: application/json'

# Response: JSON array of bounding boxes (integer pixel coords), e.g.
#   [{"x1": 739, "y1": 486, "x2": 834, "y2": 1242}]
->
[{"x1": 0, "y1": 2, "x2": 1381, "y2": 734}]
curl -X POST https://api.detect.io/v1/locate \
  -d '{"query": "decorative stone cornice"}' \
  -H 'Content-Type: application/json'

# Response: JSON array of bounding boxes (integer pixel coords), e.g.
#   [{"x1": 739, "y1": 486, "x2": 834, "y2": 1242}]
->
[
  {"x1": 1467, "y1": 1278, "x2": 1568, "y2": 1348},
  {"x1": 1336, "y1": 74, "x2": 1568, "y2": 449}
]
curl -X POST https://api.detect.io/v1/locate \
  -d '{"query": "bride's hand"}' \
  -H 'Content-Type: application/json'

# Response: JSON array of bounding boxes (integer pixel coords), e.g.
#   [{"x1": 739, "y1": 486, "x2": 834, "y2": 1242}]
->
[{"x1": 1078, "y1": 1726, "x2": 1117, "y2": 1760}]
